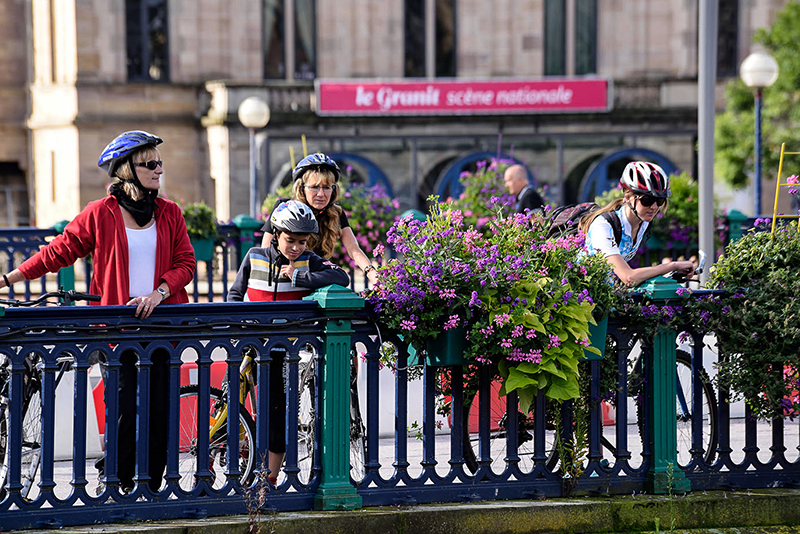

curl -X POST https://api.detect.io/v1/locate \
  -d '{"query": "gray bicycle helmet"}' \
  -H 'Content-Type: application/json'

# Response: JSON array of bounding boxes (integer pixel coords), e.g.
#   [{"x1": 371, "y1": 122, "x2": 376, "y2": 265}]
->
[{"x1": 271, "y1": 200, "x2": 319, "y2": 234}]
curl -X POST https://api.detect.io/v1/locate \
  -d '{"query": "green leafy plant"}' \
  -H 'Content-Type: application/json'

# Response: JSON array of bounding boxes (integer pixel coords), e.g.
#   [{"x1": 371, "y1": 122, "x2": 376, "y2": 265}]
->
[
  {"x1": 181, "y1": 201, "x2": 218, "y2": 240},
  {"x1": 369, "y1": 198, "x2": 615, "y2": 411},
  {"x1": 705, "y1": 220, "x2": 800, "y2": 419}
]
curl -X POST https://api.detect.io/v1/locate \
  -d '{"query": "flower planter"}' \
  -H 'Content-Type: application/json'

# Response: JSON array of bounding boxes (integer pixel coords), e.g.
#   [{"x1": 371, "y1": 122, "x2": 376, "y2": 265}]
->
[
  {"x1": 425, "y1": 326, "x2": 469, "y2": 366},
  {"x1": 190, "y1": 237, "x2": 215, "y2": 262},
  {"x1": 581, "y1": 316, "x2": 608, "y2": 361}
]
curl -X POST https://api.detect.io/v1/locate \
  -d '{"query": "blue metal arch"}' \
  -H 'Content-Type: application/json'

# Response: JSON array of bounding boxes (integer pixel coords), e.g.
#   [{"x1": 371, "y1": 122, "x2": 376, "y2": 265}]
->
[
  {"x1": 580, "y1": 147, "x2": 678, "y2": 202},
  {"x1": 436, "y1": 151, "x2": 532, "y2": 200},
  {"x1": 329, "y1": 153, "x2": 393, "y2": 197}
]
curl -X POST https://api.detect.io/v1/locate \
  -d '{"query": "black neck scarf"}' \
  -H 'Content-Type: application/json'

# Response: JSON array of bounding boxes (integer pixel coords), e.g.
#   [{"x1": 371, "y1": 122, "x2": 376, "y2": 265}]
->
[{"x1": 109, "y1": 181, "x2": 158, "y2": 227}]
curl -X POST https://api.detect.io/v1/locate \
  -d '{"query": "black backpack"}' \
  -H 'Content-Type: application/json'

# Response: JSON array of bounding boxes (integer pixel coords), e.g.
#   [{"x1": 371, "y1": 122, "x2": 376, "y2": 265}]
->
[{"x1": 546, "y1": 202, "x2": 623, "y2": 246}]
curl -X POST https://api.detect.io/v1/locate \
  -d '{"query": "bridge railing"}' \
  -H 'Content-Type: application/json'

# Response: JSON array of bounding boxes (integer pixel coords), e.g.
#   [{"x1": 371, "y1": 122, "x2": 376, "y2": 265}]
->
[
  {"x1": 0, "y1": 219, "x2": 371, "y2": 302},
  {"x1": 1, "y1": 284, "x2": 798, "y2": 530}
]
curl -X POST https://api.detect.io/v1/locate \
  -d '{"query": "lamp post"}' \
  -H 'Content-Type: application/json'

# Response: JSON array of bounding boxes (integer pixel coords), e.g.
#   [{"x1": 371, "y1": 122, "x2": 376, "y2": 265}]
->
[
  {"x1": 237, "y1": 96, "x2": 270, "y2": 218},
  {"x1": 740, "y1": 51, "x2": 779, "y2": 216}
]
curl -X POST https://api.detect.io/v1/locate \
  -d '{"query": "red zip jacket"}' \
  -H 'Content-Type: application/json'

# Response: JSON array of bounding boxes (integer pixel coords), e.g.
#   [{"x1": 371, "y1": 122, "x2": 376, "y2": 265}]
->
[{"x1": 19, "y1": 196, "x2": 196, "y2": 305}]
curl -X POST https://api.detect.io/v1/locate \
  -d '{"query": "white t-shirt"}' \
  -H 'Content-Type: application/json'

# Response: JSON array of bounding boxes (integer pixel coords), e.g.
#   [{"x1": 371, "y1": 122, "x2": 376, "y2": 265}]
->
[
  {"x1": 126, "y1": 222, "x2": 158, "y2": 298},
  {"x1": 585, "y1": 207, "x2": 649, "y2": 262}
]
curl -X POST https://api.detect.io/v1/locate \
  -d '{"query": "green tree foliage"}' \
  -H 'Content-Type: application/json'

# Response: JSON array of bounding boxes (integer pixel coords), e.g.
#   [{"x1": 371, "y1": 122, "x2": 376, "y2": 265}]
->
[{"x1": 715, "y1": 2, "x2": 800, "y2": 189}]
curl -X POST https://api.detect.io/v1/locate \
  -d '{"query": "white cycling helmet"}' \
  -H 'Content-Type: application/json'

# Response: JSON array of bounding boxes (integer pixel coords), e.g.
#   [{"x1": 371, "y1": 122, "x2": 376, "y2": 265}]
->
[
  {"x1": 271, "y1": 200, "x2": 319, "y2": 234},
  {"x1": 620, "y1": 161, "x2": 671, "y2": 198}
]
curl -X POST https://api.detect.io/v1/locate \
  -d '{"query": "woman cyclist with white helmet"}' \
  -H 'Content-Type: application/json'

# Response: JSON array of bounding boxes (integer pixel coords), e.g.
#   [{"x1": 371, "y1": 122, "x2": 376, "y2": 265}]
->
[
  {"x1": 260, "y1": 153, "x2": 380, "y2": 284},
  {"x1": 579, "y1": 161, "x2": 695, "y2": 286}
]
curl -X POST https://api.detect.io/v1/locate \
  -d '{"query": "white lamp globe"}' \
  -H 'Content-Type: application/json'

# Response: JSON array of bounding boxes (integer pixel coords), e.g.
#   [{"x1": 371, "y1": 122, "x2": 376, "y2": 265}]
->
[
  {"x1": 740, "y1": 51, "x2": 779, "y2": 89},
  {"x1": 238, "y1": 96, "x2": 270, "y2": 129}
]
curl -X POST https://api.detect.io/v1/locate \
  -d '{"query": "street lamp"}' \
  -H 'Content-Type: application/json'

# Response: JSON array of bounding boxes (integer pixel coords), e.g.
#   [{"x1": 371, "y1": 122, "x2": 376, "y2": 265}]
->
[
  {"x1": 237, "y1": 96, "x2": 271, "y2": 218},
  {"x1": 740, "y1": 51, "x2": 779, "y2": 216}
]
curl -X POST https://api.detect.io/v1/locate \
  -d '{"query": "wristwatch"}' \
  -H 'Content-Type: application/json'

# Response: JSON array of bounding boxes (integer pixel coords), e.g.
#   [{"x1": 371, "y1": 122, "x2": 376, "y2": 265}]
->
[
  {"x1": 155, "y1": 287, "x2": 167, "y2": 302},
  {"x1": 363, "y1": 265, "x2": 376, "y2": 275}
]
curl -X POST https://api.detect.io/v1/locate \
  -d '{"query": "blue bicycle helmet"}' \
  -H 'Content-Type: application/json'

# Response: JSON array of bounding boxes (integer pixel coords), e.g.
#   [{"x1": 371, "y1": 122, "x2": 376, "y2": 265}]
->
[
  {"x1": 292, "y1": 153, "x2": 341, "y2": 182},
  {"x1": 98, "y1": 130, "x2": 163, "y2": 177}
]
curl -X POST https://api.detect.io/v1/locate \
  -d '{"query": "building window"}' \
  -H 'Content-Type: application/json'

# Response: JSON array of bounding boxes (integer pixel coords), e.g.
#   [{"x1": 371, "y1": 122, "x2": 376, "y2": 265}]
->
[
  {"x1": 404, "y1": 0, "x2": 456, "y2": 78},
  {"x1": 293, "y1": 0, "x2": 317, "y2": 79},
  {"x1": 717, "y1": 0, "x2": 738, "y2": 77},
  {"x1": 544, "y1": 0, "x2": 566, "y2": 75},
  {"x1": 545, "y1": 0, "x2": 597, "y2": 76},
  {"x1": 263, "y1": 0, "x2": 316, "y2": 80},
  {"x1": 574, "y1": 0, "x2": 596, "y2": 75},
  {"x1": 263, "y1": 0, "x2": 285, "y2": 79},
  {"x1": 0, "y1": 163, "x2": 30, "y2": 227},
  {"x1": 435, "y1": 0, "x2": 456, "y2": 77},
  {"x1": 125, "y1": 0, "x2": 169, "y2": 82}
]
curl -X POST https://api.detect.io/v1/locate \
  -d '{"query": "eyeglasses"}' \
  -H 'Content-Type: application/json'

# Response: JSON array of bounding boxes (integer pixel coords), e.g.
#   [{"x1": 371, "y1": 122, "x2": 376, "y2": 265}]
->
[
  {"x1": 304, "y1": 185, "x2": 335, "y2": 193},
  {"x1": 136, "y1": 160, "x2": 163, "y2": 170},
  {"x1": 639, "y1": 195, "x2": 666, "y2": 207}
]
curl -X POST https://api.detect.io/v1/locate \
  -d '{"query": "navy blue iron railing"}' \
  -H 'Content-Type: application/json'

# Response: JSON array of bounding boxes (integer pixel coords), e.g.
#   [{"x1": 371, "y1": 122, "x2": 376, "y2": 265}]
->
[
  {"x1": 0, "y1": 300, "x2": 329, "y2": 530},
  {"x1": 1, "y1": 291, "x2": 799, "y2": 530}
]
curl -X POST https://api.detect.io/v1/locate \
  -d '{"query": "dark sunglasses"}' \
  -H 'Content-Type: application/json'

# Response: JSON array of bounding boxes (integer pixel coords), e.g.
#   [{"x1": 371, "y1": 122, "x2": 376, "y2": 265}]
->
[
  {"x1": 136, "y1": 160, "x2": 163, "y2": 170},
  {"x1": 639, "y1": 195, "x2": 666, "y2": 207}
]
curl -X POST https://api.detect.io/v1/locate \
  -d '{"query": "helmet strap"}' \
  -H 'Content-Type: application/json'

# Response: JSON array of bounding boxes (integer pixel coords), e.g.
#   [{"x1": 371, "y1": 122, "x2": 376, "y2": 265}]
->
[
  {"x1": 107, "y1": 159, "x2": 158, "y2": 227},
  {"x1": 627, "y1": 197, "x2": 644, "y2": 222}
]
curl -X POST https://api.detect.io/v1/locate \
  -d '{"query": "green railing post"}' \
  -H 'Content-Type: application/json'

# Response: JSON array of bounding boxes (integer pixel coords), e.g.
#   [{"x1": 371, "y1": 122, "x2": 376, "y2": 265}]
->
[
  {"x1": 639, "y1": 275, "x2": 692, "y2": 494},
  {"x1": 51, "y1": 220, "x2": 75, "y2": 293},
  {"x1": 231, "y1": 214, "x2": 262, "y2": 264},
  {"x1": 303, "y1": 284, "x2": 364, "y2": 511},
  {"x1": 726, "y1": 209, "x2": 748, "y2": 243}
]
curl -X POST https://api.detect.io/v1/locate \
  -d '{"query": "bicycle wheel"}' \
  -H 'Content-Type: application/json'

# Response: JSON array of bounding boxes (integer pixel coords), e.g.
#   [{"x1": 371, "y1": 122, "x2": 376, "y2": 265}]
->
[
  {"x1": 675, "y1": 350, "x2": 718, "y2": 465},
  {"x1": 296, "y1": 356, "x2": 367, "y2": 484},
  {"x1": 348, "y1": 360, "x2": 366, "y2": 482},
  {"x1": 464, "y1": 384, "x2": 557, "y2": 474},
  {"x1": 178, "y1": 385, "x2": 255, "y2": 491},
  {"x1": 297, "y1": 359, "x2": 315, "y2": 485}
]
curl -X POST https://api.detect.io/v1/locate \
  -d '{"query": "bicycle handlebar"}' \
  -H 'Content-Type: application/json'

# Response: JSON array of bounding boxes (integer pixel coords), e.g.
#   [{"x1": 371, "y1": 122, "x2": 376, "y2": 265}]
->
[{"x1": 0, "y1": 289, "x2": 102, "y2": 307}]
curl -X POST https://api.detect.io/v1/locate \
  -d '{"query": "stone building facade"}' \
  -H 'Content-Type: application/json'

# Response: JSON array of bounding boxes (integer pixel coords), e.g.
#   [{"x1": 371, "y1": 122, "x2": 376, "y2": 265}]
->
[{"x1": 0, "y1": 0, "x2": 791, "y2": 227}]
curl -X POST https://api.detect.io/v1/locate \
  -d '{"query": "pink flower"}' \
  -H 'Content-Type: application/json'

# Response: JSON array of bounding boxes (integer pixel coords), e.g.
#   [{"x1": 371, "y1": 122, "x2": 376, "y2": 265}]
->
[
  {"x1": 400, "y1": 320, "x2": 416, "y2": 331},
  {"x1": 374, "y1": 243, "x2": 385, "y2": 256}
]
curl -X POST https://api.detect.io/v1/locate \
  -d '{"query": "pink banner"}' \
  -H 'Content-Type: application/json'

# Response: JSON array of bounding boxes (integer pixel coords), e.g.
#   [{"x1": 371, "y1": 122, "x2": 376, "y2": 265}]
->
[{"x1": 315, "y1": 79, "x2": 610, "y2": 116}]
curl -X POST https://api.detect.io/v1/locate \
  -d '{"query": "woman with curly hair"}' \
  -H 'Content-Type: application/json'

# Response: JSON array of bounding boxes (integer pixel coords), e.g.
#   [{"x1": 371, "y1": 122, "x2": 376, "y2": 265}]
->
[{"x1": 260, "y1": 153, "x2": 379, "y2": 284}]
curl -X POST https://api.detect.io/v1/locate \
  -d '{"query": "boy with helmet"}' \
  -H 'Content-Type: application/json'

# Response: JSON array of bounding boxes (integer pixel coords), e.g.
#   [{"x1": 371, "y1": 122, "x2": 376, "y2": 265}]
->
[
  {"x1": 579, "y1": 161, "x2": 695, "y2": 287},
  {"x1": 260, "y1": 152, "x2": 380, "y2": 284},
  {"x1": 228, "y1": 200, "x2": 349, "y2": 485}
]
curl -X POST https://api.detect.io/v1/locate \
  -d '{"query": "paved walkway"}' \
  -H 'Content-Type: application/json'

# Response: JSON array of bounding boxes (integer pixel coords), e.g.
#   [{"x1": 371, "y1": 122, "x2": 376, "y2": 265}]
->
[{"x1": 9, "y1": 488, "x2": 800, "y2": 534}]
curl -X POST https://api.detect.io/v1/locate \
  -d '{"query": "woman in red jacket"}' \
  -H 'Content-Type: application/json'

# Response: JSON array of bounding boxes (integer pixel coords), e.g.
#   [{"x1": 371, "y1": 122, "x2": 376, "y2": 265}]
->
[{"x1": 0, "y1": 130, "x2": 196, "y2": 494}]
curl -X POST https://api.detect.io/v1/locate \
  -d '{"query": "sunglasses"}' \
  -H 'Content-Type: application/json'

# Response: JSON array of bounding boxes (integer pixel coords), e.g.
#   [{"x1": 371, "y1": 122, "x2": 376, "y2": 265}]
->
[
  {"x1": 304, "y1": 184, "x2": 335, "y2": 193},
  {"x1": 136, "y1": 160, "x2": 163, "y2": 170},
  {"x1": 639, "y1": 195, "x2": 666, "y2": 207}
]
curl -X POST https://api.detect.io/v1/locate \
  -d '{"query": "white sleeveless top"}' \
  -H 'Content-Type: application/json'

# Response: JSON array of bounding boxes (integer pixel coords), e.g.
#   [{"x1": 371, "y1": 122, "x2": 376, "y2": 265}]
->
[{"x1": 126, "y1": 222, "x2": 157, "y2": 298}]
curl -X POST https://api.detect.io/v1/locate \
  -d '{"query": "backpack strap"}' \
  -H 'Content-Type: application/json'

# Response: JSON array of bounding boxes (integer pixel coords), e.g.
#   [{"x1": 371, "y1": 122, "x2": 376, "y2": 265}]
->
[{"x1": 600, "y1": 211, "x2": 623, "y2": 247}]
